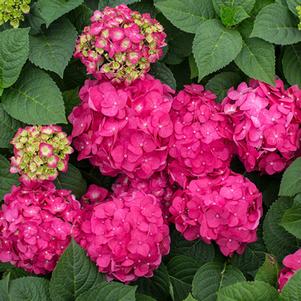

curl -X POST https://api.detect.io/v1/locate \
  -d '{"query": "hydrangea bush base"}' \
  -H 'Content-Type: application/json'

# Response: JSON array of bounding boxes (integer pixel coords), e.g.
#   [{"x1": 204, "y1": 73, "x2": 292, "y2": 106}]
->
[{"x1": 1, "y1": 0, "x2": 301, "y2": 301}]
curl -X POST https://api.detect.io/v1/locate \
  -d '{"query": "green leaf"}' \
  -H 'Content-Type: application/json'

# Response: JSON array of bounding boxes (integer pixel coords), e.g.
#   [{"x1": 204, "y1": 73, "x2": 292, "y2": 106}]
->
[
  {"x1": 69, "y1": 4, "x2": 92, "y2": 32},
  {"x1": 282, "y1": 43, "x2": 301, "y2": 87},
  {"x1": 193, "y1": 19, "x2": 242, "y2": 81},
  {"x1": 0, "y1": 275, "x2": 10, "y2": 301},
  {"x1": 136, "y1": 264, "x2": 170, "y2": 301},
  {"x1": 76, "y1": 282, "x2": 136, "y2": 301},
  {"x1": 0, "y1": 104, "x2": 22, "y2": 148},
  {"x1": 155, "y1": 0, "x2": 215, "y2": 33},
  {"x1": 281, "y1": 204, "x2": 301, "y2": 239},
  {"x1": 234, "y1": 38, "x2": 275, "y2": 85},
  {"x1": 55, "y1": 164, "x2": 87, "y2": 198},
  {"x1": 189, "y1": 55, "x2": 198, "y2": 79},
  {"x1": 2, "y1": 66, "x2": 67, "y2": 125},
  {"x1": 169, "y1": 229, "x2": 216, "y2": 265},
  {"x1": 230, "y1": 230, "x2": 266, "y2": 277},
  {"x1": 252, "y1": 0, "x2": 274, "y2": 15},
  {"x1": 184, "y1": 294, "x2": 198, "y2": 301},
  {"x1": 213, "y1": 0, "x2": 256, "y2": 15},
  {"x1": 9, "y1": 277, "x2": 50, "y2": 301},
  {"x1": 255, "y1": 254, "x2": 280, "y2": 287},
  {"x1": 217, "y1": 281, "x2": 279, "y2": 301},
  {"x1": 136, "y1": 294, "x2": 157, "y2": 301},
  {"x1": 280, "y1": 269, "x2": 301, "y2": 301},
  {"x1": 206, "y1": 71, "x2": 241, "y2": 102},
  {"x1": 150, "y1": 62, "x2": 176, "y2": 90},
  {"x1": 220, "y1": 5, "x2": 250, "y2": 27},
  {"x1": 0, "y1": 28, "x2": 29, "y2": 89},
  {"x1": 63, "y1": 88, "x2": 80, "y2": 116},
  {"x1": 99, "y1": 0, "x2": 141, "y2": 10},
  {"x1": 29, "y1": 18, "x2": 77, "y2": 78},
  {"x1": 157, "y1": 16, "x2": 194, "y2": 65},
  {"x1": 0, "y1": 263, "x2": 29, "y2": 280},
  {"x1": 279, "y1": 158, "x2": 301, "y2": 197},
  {"x1": 251, "y1": 3, "x2": 301, "y2": 45},
  {"x1": 49, "y1": 239, "x2": 104, "y2": 301},
  {"x1": 0, "y1": 155, "x2": 19, "y2": 200},
  {"x1": 263, "y1": 198, "x2": 300, "y2": 262},
  {"x1": 192, "y1": 262, "x2": 246, "y2": 301},
  {"x1": 26, "y1": 3, "x2": 45, "y2": 35},
  {"x1": 36, "y1": 0, "x2": 84, "y2": 27},
  {"x1": 167, "y1": 255, "x2": 201, "y2": 301},
  {"x1": 286, "y1": 0, "x2": 300, "y2": 15}
]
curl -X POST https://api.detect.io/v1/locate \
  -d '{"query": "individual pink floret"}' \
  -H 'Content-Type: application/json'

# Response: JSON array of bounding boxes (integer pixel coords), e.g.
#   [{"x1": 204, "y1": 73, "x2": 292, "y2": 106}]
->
[
  {"x1": 278, "y1": 249, "x2": 301, "y2": 291},
  {"x1": 222, "y1": 79, "x2": 301, "y2": 175},
  {"x1": 169, "y1": 169, "x2": 262, "y2": 256},
  {"x1": 74, "y1": 4, "x2": 166, "y2": 84},
  {"x1": 168, "y1": 84, "x2": 234, "y2": 187},
  {"x1": 0, "y1": 179, "x2": 81, "y2": 274},
  {"x1": 74, "y1": 185, "x2": 170, "y2": 283},
  {"x1": 69, "y1": 75, "x2": 174, "y2": 179}
]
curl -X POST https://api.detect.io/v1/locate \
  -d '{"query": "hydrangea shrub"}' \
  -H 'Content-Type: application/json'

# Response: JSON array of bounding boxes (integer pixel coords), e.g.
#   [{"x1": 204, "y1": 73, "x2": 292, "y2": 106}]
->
[{"x1": 0, "y1": 0, "x2": 301, "y2": 300}]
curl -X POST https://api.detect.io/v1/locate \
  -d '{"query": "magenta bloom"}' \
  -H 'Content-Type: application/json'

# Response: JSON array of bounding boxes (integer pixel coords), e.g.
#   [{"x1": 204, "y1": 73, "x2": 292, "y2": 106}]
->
[
  {"x1": 112, "y1": 172, "x2": 175, "y2": 221},
  {"x1": 278, "y1": 249, "x2": 301, "y2": 290},
  {"x1": 222, "y1": 79, "x2": 301, "y2": 175},
  {"x1": 0, "y1": 180, "x2": 80, "y2": 274},
  {"x1": 74, "y1": 186, "x2": 170, "y2": 283},
  {"x1": 169, "y1": 169, "x2": 262, "y2": 256},
  {"x1": 168, "y1": 84, "x2": 234, "y2": 187},
  {"x1": 74, "y1": 4, "x2": 166, "y2": 83},
  {"x1": 69, "y1": 75, "x2": 174, "y2": 179},
  {"x1": 10, "y1": 125, "x2": 73, "y2": 181}
]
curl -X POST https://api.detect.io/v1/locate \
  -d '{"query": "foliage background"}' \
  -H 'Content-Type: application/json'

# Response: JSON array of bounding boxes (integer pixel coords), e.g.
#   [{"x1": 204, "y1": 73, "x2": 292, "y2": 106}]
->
[{"x1": 1, "y1": 0, "x2": 301, "y2": 300}]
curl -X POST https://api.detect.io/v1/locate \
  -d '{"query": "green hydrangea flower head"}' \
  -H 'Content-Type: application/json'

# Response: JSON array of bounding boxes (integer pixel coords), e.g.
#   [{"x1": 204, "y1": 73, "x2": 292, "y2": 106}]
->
[{"x1": 0, "y1": 0, "x2": 31, "y2": 28}]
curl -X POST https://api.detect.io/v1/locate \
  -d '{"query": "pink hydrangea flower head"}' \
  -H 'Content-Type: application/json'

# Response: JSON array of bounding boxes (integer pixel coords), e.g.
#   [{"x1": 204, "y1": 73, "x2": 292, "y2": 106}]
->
[
  {"x1": 0, "y1": 179, "x2": 81, "y2": 274},
  {"x1": 168, "y1": 84, "x2": 234, "y2": 187},
  {"x1": 74, "y1": 4, "x2": 166, "y2": 84},
  {"x1": 222, "y1": 79, "x2": 301, "y2": 174},
  {"x1": 169, "y1": 169, "x2": 262, "y2": 256},
  {"x1": 112, "y1": 172, "x2": 175, "y2": 220},
  {"x1": 69, "y1": 75, "x2": 174, "y2": 179},
  {"x1": 74, "y1": 187, "x2": 170, "y2": 283},
  {"x1": 278, "y1": 249, "x2": 301, "y2": 290},
  {"x1": 10, "y1": 125, "x2": 73, "y2": 181}
]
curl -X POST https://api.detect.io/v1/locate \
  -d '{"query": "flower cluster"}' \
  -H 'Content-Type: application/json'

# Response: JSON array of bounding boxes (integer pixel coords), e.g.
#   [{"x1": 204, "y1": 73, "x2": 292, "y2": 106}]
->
[
  {"x1": 74, "y1": 4, "x2": 166, "y2": 84},
  {"x1": 0, "y1": 180, "x2": 80, "y2": 274},
  {"x1": 69, "y1": 75, "x2": 174, "y2": 179},
  {"x1": 10, "y1": 125, "x2": 73, "y2": 181},
  {"x1": 168, "y1": 84, "x2": 234, "y2": 187},
  {"x1": 112, "y1": 172, "x2": 175, "y2": 220},
  {"x1": 0, "y1": 0, "x2": 31, "y2": 28},
  {"x1": 222, "y1": 79, "x2": 301, "y2": 175},
  {"x1": 74, "y1": 185, "x2": 170, "y2": 283},
  {"x1": 278, "y1": 249, "x2": 301, "y2": 290},
  {"x1": 297, "y1": 6, "x2": 301, "y2": 30},
  {"x1": 169, "y1": 170, "x2": 262, "y2": 256}
]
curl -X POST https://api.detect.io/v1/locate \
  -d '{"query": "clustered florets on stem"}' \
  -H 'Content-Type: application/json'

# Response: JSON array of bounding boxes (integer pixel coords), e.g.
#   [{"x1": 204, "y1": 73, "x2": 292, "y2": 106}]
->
[
  {"x1": 10, "y1": 125, "x2": 73, "y2": 181},
  {"x1": 0, "y1": 0, "x2": 31, "y2": 28},
  {"x1": 74, "y1": 4, "x2": 166, "y2": 84},
  {"x1": 74, "y1": 185, "x2": 170, "y2": 283},
  {"x1": 0, "y1": 180, "x2": 80, "y2": 274}
]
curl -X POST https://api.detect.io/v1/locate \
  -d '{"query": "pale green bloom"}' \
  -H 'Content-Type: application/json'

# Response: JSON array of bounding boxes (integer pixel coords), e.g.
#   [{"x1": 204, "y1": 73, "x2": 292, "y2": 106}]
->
[{"x1": 0, "y1": 0, "x2": 31, "y2": 28}]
